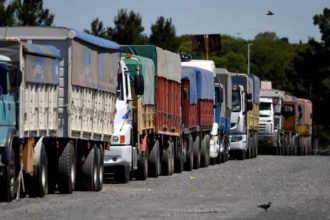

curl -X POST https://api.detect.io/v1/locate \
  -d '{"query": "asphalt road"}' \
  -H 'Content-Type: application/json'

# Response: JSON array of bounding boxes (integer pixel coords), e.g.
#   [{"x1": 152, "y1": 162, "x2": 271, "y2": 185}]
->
[{"x1": 1, "y1": 155, "x2": 330, "y2": 220}]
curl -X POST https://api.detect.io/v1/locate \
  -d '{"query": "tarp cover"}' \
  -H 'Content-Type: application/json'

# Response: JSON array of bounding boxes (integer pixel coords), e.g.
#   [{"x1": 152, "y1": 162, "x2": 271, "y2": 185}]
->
[
  {"x1": 122, "y1": 54, "x2": 155, "y2": 105},
  {"x1": 23, "y1": 43, "x2": 61, "y2": 85},
  {"x1": 181, "y1": 67, "x2": 198, "y2": 104},
  {"x1": 181, "y1": 65, "x2": 215, "y2": 102},
  {"x1": 121, "y1": 45, "x2": 181, "y2": 83},
  {"x1": 72, "y1": 40, "x2": 119, "y2": 93}
]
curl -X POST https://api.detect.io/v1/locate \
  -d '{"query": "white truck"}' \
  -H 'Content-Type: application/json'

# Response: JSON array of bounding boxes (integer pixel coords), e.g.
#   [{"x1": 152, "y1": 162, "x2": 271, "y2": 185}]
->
[
  {"x1": 104, "y1": 46, "x2": 182, "y2": 183},
  {"x1": 230, "y1": 73, "x2": 260, "y2": 160},
  {"x1": 0, "y1": 27, "x2": 120, "y2": 201}
]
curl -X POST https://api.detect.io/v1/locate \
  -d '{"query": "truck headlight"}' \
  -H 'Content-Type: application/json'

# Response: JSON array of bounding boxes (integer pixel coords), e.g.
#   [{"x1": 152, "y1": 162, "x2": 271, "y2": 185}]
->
[{"x1": 231, "y1": 135, "x2": 243, "y2": 142}]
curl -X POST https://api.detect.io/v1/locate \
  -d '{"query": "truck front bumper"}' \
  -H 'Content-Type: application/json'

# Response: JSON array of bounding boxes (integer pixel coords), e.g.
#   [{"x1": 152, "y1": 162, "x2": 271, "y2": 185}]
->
[
  {"x1": 104, "y1": 145, "x2": 132, "y2": 168},
  {"x1": 258, "y1": 134, "x2": 276, "y2": 148},
  {"x1": 209, "y1": 137, "x2": 219, "y2": 159},
  {"x1": 230, "y1": 134, "x2": 247, "y2": 151}
]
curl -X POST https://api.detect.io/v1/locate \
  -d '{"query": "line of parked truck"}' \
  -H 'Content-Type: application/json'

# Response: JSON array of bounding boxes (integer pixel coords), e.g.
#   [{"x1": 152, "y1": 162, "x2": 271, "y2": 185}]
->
[{"x1": 0, "y1": 27, "x2": 313, "y2": 202}]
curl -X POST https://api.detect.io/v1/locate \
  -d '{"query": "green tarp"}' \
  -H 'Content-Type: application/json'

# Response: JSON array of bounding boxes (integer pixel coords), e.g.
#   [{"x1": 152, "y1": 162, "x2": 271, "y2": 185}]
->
[{"x1": 121, "y1": 54, "x2": 155, "y2": 105}]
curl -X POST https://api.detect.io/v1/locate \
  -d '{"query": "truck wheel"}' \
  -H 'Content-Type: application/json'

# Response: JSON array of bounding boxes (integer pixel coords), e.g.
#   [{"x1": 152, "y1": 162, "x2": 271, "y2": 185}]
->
[
  {"x1": 216, "y1": 143, "x2": 221, "y2": 164},
  {"x1": 174, "y1": 141, "x2": 183, "y2": 173},
  {"x1": 95, "y1": 145, "x2": 104, "y2": 191},
  {"x1": 29, "y1": 143, "x2": 48, "y2": 198},
  {"x1": 205, "y1": 134, "x2": 210, "y2": 167},
  {"x1": 58, "y1": 142, "x2": 76, "y2": 194},
  {"x1": 117, "y1": 166, "x2": 130, "y2": 183},
  {"x1": 184, "y1": 136, "x2": 194, "y2": 171},
  {"x1": 135, "y1": 152, "x2": 148, "y2": 180},
  {"x1": 148, "y1": 141, "x2": 160, "y2": 178},
  {"x1": 0, "y1": 145, "x2": 16, "y2": 202},
  {"x1": 238, "y1": 150, "x2": 246, "y2": 160},
  {"x1": 81, "y1": 146, "x2": 97, "y2": 191},
  {"x1": 161, "y1": 141, "x2": 171, "y2": 176},
  {"x1": 168, "y1": 141, "x2": 174, "y2": 175},
  {"x1": 200, "y1": 135, "x2": 207, "y2": 167},
  {"x1": 193, "y1": 136, "x2": 200, "y2": 169}
]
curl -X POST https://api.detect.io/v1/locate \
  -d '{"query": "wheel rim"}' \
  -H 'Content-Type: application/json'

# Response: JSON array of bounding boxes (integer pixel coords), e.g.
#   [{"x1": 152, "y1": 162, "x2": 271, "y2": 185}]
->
[
  {"x1": 9, "y1": 151, "x2": 15, "y2": 198},
  {"x1": 93, "y1": 162, "x2": 97, "y2": 186}
]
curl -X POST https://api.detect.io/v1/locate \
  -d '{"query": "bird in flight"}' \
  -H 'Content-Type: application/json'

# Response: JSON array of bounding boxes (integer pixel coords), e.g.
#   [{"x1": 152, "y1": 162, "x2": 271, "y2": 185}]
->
[
  {"x1": 258, "y1": 202, "x2": 272, "y2": 211},
  {"x1": 267, "y1": 10, "x2": 274, "y2": 15}
]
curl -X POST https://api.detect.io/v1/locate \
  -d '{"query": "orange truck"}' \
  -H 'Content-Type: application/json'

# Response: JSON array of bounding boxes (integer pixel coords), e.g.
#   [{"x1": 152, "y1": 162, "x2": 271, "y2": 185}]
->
[{"x1": 282, "y1": 95, "x2": 313, "y2": 155}]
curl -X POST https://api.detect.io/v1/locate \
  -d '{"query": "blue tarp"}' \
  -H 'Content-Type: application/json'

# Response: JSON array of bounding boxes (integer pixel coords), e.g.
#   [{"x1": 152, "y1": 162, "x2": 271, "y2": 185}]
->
[
  {"x1": 23, "y1": 43, "x2": 61, "y2": 85},
  {"x1": 23, "y1": 43, "x2": 61, "y2": 59},
  {"x1": 181, "y1": 66, "x2": 215, "y2": 103},
  {"x1": 181, "y1": 68, "x2": 198, "y2": 104},
  {"x1": 71, "y1": 29, "x2": 120, "y2": 50}
]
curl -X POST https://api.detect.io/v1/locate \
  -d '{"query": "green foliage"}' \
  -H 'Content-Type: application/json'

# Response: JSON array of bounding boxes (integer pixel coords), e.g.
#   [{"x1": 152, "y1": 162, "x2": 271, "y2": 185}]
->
[
  {"x1": 149, "y1": 16, "x2": 179, "y2": 51},
  {"x1": 16, "y1": 0, "x2": 54, "y2": 26},
  {"x1": 84, "y1": 18, "x2": 108, "y2": 39},
  {"x1": 0, "y1": 0, "x2": 17, "y2": 26},
  {"x1": 108, "y1": 9, "x2": 147, "y2": 44},
  {"x1": 0, "y1": 0, "x2": 53, "y2": 26},
  {"x1": 313, "y1": 8, "x2": 330, "y2": 47}
]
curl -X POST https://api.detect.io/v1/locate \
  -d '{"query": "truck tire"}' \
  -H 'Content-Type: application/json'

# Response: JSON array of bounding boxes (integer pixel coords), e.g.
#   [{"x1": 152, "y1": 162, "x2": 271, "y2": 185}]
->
[
  {"x1": 81, "y1": 146, "x2": 97, "y2": 191},
  {"x1": 204, "y1": 134, "x2": 210, "y2": 167},
  {"x1": 193, "y1": 136, "x2": 200, "y2": 169},
  {"x1": 117, "y1": 165, "x2": 130, "y2": 184},
  {"x1": 148, "y1": 141, "x2": 160, "y2": 178},
  {"x1": 95, "y1": 145, "x2": 104, "y2": 191},
  {"x1": 184, "y1": 135, "x2": 194, "y2": 171},
  {"x1": 169, "y1": 141, "x2": 174, "y2": 175},
  {"x1": 58, "y1": 142, "x2": 76, "y2": 194},
  {"x1": 161, "y1": 141, "x2": 172, "y2": 176},
  {"x1": 0, "y1": 144, "x2": 16, "y2": 202},
  {"x1": 216, "y1": 142, "x2": 222, "y2": 164},
  {"x1": 238, "y1": 150, "x2": 246, "y2": 160},
  {"x1": 135, "y1": 152, "x2": 148, "y2": 180},
  {"x1": 174, "y1": 141, "x2": 183, "y2": 173},
  {"x1": 28, "y1": 143, "x2": 48, "y2": 198},
  {"x1": 200, "y1": 135, "x2": 207, "y2": 167}
]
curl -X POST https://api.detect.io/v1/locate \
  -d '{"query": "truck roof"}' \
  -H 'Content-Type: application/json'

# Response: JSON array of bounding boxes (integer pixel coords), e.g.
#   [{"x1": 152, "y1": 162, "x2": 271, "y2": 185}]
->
[
  {"x1": 181, "y1": 59, "x2": 215, "y2": 75},
  {"x1": 260, "y1": 97, "x2": 273, "y2": 103},
  {"x1": 0, "y1": 26, "x2": 119, "y2": 50}
]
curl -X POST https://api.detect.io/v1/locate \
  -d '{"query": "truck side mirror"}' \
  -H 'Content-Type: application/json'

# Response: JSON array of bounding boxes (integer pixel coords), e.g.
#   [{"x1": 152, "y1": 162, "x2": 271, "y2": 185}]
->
[
  {"x1": 134, "y1": 74, "x2": 144, "y2": 95},
  {"x1": 219, "y1": 87, "x2": 224, "y2": 103},
  {"x1": 245, "y1": 93, "x2": 253, "y2": 111}
]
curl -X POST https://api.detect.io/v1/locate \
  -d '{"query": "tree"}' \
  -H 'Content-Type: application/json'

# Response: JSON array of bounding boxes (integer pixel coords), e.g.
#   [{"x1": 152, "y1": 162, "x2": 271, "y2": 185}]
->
[
  {"x1": 16, "y1": 0, "x2": 54, "y2": 26},
  {"x1": 0, "y1": 0, "x2": 17, "y2": 26},
  {"x1": 84, "y1": 18, "x2": 108, "y2": 39},
  {"x1": 108, "y1": 9, "x2": 146, "y2": 44},
  {"x1": 313, "y1": 8, "x2": 330, "y2": 47},
  {"x1": 149, "y1": 16, "x2": 179, "y2": 51}
]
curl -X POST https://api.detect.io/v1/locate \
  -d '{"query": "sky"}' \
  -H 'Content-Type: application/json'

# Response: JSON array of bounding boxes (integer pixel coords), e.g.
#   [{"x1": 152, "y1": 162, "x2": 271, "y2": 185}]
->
[{"x1": 43, "y1": 0, "x2": 329, "y2": 43}]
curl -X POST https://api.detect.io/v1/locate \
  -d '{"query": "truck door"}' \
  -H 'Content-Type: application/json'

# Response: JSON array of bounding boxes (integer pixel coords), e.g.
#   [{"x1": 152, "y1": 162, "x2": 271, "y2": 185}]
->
[{"x1": 0, "y1": 65, "x2": 16, "y2": 127}]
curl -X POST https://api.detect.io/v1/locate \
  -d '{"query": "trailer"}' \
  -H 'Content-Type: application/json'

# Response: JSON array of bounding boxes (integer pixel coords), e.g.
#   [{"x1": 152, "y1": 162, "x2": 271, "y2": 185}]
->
[
  {"x1": 181, "y1": 60, "x2": 215, "y2": 169},
  {"x1": 0, "y1": 27, "x2": 120, "y2": 201}
]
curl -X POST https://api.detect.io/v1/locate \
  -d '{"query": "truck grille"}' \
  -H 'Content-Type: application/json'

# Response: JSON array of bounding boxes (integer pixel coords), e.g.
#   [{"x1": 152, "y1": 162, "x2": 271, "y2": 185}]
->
[{"x1": 259, "y1": 123, "x2": 266, "y2": 133}]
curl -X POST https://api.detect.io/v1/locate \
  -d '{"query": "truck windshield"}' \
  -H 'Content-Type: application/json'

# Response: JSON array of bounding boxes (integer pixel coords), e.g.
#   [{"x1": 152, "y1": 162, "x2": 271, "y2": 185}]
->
[
  {"x1": 0, "y1": 64, "x2": 8, "y2": 94},
  {"x1": 260, "y1": 102, "x2": 271, "y2": 117},
  {"x1": 232, "y1": 90, "x2": 241, "y2": 112}
]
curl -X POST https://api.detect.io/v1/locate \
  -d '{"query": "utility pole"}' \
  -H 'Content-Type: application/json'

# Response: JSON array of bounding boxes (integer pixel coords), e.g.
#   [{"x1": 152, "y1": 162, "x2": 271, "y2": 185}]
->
[{"x1": 247, "y1": 43, "x2": 253, "y2": 75}]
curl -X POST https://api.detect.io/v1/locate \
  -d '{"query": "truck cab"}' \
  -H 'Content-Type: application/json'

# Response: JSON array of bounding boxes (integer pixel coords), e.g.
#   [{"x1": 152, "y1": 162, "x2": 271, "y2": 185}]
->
[
  {"x1": 104, "y1": 55, "x2": 146, "y2": 183},
  {"x1": 258, "y1": 97, "x2": 276, "y2": 150},
  {"x1": 230, "y1": 84, "x2": 247, "y2": 153}
]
